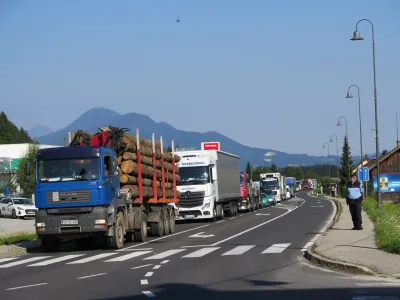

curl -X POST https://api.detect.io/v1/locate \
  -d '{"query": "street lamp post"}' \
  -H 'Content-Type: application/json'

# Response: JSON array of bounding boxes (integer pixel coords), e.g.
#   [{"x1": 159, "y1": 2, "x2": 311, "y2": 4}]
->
[
  {"x1": 330, "y1": 135, "x2": 339, "y2": 167},
  {"x1": 350, "y1": 18, "x2": 381, "y2": 207},
  {"x1": 323, "y1": 142, "x2": 330, "y2": 177},
  {"x1": 337, "y1": 116, "x2": 350, "y2": 179},
  {"x1": 346, "y1": 84, "x2": 365, "y2": 196}
]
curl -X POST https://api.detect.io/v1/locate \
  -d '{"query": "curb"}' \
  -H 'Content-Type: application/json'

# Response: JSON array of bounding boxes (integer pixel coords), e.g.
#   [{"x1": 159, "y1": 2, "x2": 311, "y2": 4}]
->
[
  {"x1": 0, "y1": 240, "x2": 42, "y2": 259},
  {"x1": 302, "y1": 192, "x2": 379, "y2": 277}
]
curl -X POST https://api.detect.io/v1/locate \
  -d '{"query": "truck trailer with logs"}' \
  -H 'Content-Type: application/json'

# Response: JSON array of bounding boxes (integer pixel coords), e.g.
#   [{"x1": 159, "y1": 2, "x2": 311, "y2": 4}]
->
[{"x1": 24, "y1": 127, "x2": 181, "y2": 251}]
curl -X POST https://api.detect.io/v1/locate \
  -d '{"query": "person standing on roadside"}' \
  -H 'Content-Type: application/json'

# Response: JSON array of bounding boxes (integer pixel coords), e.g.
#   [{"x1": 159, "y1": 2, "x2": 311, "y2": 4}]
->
[{"x1": 346, "y1": 173, "x2": 364, "y2": 230}]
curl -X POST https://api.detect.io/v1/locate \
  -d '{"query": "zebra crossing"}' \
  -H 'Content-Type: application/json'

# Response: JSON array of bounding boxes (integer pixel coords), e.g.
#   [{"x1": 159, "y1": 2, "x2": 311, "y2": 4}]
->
[{"x1": 0, "y1": 243, "x2": 293, "y2": 269}]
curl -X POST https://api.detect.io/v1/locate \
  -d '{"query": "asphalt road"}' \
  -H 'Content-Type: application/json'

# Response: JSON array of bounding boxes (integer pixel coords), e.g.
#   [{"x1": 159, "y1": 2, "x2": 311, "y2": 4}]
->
[{"x1": 1, "y1": 191, "x2": 400, "y2": 300}]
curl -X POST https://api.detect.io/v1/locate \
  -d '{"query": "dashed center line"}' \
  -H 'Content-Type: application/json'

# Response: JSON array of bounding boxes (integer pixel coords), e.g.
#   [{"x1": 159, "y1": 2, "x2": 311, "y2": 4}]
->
[
  {"x1": 77, "y1": 273, "x2": 106, "y2": 280},
  {"x1": 6, "y1": 283, "x2": 48, "y2": 291},
  {"x1": 145, "y1": 272, "x2": 154, "y2": 277},
  {"x1": 143, "y1": 291, "x2": 156, "y2": 297}
]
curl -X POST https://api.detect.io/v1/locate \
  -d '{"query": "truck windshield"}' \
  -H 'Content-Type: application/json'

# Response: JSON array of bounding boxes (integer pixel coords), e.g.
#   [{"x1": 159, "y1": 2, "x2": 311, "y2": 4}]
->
[
  {"x1": 177, "y1": 166, "x2": 210, "y2": 185},
  {"x1": 37, "y1": 158, "x2": 101, "y2": 182},
  {"x1": 261, "y1": 179, "x2": 279, "y2": 189}
]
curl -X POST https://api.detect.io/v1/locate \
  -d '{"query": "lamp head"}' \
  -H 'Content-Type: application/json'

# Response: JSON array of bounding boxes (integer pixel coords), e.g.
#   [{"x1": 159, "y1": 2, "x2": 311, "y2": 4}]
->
[
  {"x1": 351, "y1": 30, "x2": 364, "y2": 41},
  {"x1": 337, "y1": 121, "x2": 342, "y2": 127},
  {"x1": 346, "y1": 91, "x2": 353, "y2": 98},
  {"x1": 329, "y1": 138, "x2": 333, "y2": 142}
]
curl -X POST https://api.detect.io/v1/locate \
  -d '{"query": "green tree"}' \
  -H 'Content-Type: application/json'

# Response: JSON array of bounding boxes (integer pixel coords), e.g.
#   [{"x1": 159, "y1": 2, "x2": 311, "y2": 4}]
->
[
  {"x1": 0, "y1": 111, "x2": 34, "y2": 144},
  {"x1": 339, "y1": 135, "x2": 353, "y2": 184},
  {"x1": 15, "y1": 143, "x2": 40, "y2": 197},
  {"x1": 270, "y1": 164, "x2": 278, "y2": 172},
  {"x1": 245, "y1": 162, "x2": 252, "y2": 175}
]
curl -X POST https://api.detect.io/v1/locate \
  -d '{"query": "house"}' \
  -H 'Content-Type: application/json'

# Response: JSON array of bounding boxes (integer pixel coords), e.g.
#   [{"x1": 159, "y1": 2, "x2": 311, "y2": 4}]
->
[
  {"x1": 0, "y1": 143, "x2": 61, "y2": 196},
  {"x1": 368, "y1": 141, "x2": 400, "y2": 202}
]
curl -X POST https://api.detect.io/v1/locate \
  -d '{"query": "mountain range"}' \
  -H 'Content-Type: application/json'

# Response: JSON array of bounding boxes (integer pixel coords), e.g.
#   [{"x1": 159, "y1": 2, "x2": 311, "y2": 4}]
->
[{"x1": 32, "y1": 107, "x2": 342, "y2": 170}]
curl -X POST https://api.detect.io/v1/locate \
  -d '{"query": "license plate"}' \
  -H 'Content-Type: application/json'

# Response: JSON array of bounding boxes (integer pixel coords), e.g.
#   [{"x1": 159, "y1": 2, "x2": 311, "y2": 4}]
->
[
  {"x1": 61, "y1": 220, "x2": 78, "y2": 225},
  {"x1": 184, "y1": 215, "x2": 195, "y2": 219}
]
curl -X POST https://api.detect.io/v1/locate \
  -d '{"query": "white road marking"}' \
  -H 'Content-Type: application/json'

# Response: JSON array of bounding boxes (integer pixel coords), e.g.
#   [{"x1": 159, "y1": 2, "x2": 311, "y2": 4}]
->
[
  {"x1": 229, "y1": 217, "x2": 236, "y2": 219},
  {"x1": 222, "y1": 245, "x2": 255, "y2": 256},
  {"x1": 0, "y1": 257, "x2": 17, "y2": 263},
  {"x1": 153, "y1": 265, "x2": 161, "y2": 270},
  {"x1": 182, "y1": 247, "x2": 220, "y2": 258},
  {"x1": 145, "y1": 272, "x2": 153, "y2": 277},
  {"x1": 141, "y1": 279, "x2": 149, "y2": 285},
  {"x1": 188, "y1": 232, "x2": 215, "y2": 238},
  {"x1": 239, "y1": 215, "x2": 244, "y2": 217},
  {"x1": 67, "y1": 253, "x2": 117, "y2": 264},
  {"x1": 216, "y1": 220, "x2": 225, "y2": 223},
  {"x1": 255, "y1": 213, "x2": 270, "y2": 216},
  {"x1": 28, "y1": 255, "x2": 85, "y2": 266},
  {"x1": 6, "y1": 283, "x2": 48, "y2": 291},
  {"x1": 161, "y1": 260, "x2": 169, "y2": 264},
  {"x1": 356, "y1": 283, "x2": 400, "y2": 287},
  {"x1": 211, "y1": 200, "x2": 305, "y2": 246},
  {"x1": 181, "y1": 244, "x2": 210, "y2": 248},
  {"x1": 142, "y1": 291, "x2": 156, "y2": 297},
  {"x1": 262, "y1": 243, "x2": 291, "y2": 254},
  {"x1": 77, "y1": 273, "x2": 106, "y2": 279},
  {"x1": 144, "y1": 249, "x2": 186, "y2": 260},
  {"x1": 121, "y1": 224, "x2": 210, "y2": 250},
  {"x1": 0, "y1": 256, "x2": 51, "y2": 268},
  {"x1": 117, "y1": 248, "x2": 153, "y2": 252},
  {"x1": 131, "y1": 264, "x2": 153, "y2": 270},
  {"x1": 104, "y1": 251, "x2": 152, "y2": 262}
]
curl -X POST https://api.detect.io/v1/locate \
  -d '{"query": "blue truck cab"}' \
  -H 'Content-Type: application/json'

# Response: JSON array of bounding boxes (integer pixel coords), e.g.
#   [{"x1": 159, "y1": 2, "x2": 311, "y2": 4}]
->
[{"x1": 24, "y1": 146, "x2": 137, "y2": 251}]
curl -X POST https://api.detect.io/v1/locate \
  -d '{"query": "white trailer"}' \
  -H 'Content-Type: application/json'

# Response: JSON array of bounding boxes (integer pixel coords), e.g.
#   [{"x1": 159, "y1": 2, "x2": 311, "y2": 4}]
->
[{"x1": 173, "y1": 149, "x2": 241, "y2": 221}]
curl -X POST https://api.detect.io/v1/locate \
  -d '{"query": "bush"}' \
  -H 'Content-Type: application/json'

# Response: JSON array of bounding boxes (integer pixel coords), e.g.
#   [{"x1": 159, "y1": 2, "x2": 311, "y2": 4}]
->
[
  {"x1": 0, "y1": 231, "x2": 37, "y2": 246},
  {"x1": 362, "y1": 197, "x2": 400, "y2": 254}
]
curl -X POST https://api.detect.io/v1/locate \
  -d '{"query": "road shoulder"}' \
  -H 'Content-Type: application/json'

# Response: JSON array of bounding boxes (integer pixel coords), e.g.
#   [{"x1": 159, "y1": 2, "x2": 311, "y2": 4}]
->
[{"x1": 304, "y1": 194, "x2": 400, "y2": 279}]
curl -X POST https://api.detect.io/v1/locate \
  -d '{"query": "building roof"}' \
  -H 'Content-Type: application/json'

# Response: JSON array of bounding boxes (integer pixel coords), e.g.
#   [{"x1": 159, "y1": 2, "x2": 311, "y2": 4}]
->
[{"x1": 369, "y1": 142, "x2": 400, "y2": 172}]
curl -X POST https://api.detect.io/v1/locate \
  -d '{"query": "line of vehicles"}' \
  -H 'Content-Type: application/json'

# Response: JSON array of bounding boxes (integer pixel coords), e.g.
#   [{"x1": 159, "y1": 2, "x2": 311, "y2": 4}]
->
[{"x1": 20, "y1": 131, "x2": 301, "y2": 251}]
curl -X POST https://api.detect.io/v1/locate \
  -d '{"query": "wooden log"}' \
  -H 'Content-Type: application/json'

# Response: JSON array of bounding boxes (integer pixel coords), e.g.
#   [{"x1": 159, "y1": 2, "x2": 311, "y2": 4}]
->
[
  {"x1": 120, "y1": 160, "x2": 157, "y2": 177},
  {"x1": 121, "y1": 185, "x2": 180, "y2": 199},
  {"x1": 119, "y1": 175, "x2": 174, "y2": 188},
  {"x1": 122, "y1": 152, "x2": 137, "y2": 161},
  {"x1": 118, "y1": 156, "x2": 123, "y2": 165},
  {"x1": 120, "y1": 174, "x2": 137, "y2": 185},
  {"x1": 123, "y1": 132, "x2": 162, "y2": 150}
]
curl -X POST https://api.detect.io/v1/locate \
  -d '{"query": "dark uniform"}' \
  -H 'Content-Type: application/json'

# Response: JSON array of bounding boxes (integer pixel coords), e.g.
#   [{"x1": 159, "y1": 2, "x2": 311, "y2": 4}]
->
[{"x1": 346, "y1": 174, "x2": 364, "y2": 230}]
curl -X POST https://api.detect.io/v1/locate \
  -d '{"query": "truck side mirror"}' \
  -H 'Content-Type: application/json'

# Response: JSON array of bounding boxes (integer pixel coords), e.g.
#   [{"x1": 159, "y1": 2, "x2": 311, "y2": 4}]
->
[{"x1": 24, "y1": 162, "x2": 30, "y2": 183}]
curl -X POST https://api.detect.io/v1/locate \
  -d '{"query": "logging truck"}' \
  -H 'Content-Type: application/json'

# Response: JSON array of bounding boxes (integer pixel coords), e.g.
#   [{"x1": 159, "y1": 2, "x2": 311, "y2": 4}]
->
[{"x1": 24, "y1": 129, "x2": 180, "y2": 251}]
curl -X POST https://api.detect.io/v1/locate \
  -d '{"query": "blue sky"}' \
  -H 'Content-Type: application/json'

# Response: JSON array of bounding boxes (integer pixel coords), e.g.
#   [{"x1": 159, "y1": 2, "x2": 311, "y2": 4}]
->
[{"x1": 1, "y1": 0, "x2": 399, "y2": 156}]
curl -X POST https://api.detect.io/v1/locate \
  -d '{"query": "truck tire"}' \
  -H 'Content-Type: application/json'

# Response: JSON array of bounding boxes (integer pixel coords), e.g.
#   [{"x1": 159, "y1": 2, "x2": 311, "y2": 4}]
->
[
  {"x1": 168, "y1": 208, "x2": 175, "y2": 233},
  {"x1": 226, "y1": 202, "x2": 234, "y2": 217},
  {"x1": 134, "y1": 215, "x2": 148, "y2": 242},
  {"x1": 211, "y1": 205, "x2": 217, "y2": 222},
  {"x1": 150, "y1": 210, "x2": 165, "y2": 237},
  {"x1": 109, "y1": 212, "x2": 125, "y2": 249},
  {"x1": 41, "y1": 236, "x2": 60, "y2": 252},
  {"x1": 163, "y1": 209, "x2": 170, "y2": 235}
]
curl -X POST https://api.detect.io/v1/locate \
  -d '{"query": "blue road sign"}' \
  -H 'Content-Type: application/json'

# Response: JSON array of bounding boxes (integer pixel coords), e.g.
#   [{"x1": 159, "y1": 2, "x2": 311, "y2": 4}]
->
[
  {"x1": 363, "y1": 167, "x2": 370, "y2": 181},
  {"x1": 358, "y1": 168, "x2": 363, "y2": 181}
]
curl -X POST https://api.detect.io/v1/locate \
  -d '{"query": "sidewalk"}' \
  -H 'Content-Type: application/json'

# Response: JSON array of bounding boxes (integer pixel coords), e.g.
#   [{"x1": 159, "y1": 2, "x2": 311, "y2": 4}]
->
[{"x1": 306, "y1": 196, "x2": 400, "y2": 279}]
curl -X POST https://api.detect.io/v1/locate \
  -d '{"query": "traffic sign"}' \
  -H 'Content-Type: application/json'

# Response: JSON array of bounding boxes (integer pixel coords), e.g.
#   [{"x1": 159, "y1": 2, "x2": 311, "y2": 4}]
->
[
  {"x1": 363, "y1": 167, "x2": 370, "y2": 181},
  {"x1": 358, "y1": 168, "x2": 363, "y2": 180},
  {"x1": 201, "y1": 142, "x2": 220, "y2": 151}
]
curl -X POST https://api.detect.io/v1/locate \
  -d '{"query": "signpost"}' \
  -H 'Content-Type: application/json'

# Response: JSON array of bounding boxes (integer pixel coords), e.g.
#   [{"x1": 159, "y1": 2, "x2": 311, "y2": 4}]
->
[{"x1": 357, "y1": 167, "x2": 370, "y2": 181}]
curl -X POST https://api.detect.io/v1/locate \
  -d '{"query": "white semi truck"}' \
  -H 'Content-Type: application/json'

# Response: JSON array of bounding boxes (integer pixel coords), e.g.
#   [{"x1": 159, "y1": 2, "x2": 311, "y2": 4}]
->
[
  {"x1": 260, "y1": 172, "x2": 286, "y2": 202},
  {"x1": 173, "y1": 149, "x2": 242, "y2": 221}
]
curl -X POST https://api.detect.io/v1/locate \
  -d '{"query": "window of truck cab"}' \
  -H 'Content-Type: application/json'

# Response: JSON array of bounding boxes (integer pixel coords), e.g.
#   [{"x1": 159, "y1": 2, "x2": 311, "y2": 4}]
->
[
  {"x1": 240, "y1": 174, "x2": 245, "y2": 186},
  {"x1": 38, "y1": 157, "x2": 101, "y2": 182}
]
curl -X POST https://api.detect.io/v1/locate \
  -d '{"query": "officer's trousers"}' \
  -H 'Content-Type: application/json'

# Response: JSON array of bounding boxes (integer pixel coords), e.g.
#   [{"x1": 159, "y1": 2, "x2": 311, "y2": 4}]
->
[{"x1": 348, "y1": 198, "x2": 362, "y2": 229}]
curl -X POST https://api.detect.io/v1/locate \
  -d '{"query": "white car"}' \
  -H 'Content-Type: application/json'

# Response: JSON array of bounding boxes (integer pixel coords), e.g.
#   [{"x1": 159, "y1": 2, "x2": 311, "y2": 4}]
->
[{"x1": 0, "y1": 197, "x2": 38, "y2": 219}]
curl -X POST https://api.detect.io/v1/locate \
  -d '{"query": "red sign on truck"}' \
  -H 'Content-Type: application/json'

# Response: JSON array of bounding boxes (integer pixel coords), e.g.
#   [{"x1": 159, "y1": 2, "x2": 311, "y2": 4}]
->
[{"x1": 201, "y1": 142, "x2": 220, "y2": 151}]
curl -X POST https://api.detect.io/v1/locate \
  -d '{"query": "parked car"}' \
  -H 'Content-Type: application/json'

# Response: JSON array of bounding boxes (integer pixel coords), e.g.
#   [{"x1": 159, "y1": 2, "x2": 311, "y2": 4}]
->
[{"x1": 0, "y1": 197, "x2": 37, "y2": 219}]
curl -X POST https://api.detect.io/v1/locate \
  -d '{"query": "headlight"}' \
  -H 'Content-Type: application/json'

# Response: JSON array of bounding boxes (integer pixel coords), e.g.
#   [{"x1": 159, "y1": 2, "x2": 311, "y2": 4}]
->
[{"x1": 17, "y1": 206, "x2": 24, "y2": 210}]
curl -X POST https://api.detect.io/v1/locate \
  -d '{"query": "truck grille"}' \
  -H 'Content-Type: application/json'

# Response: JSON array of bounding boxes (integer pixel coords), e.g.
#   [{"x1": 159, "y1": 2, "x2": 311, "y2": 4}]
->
[
  {"x1": 46, "y1": 190, "x2": 91, "y2": 204},
  {"x1": 178, "y1": 191, "x2": 205, "y2": 208}
]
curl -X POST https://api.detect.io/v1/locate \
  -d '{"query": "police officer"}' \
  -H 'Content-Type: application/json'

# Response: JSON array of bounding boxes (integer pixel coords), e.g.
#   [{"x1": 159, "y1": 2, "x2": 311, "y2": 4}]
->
[{"x1": 346, "y1": 173, "x2": 364, "y2": 230}]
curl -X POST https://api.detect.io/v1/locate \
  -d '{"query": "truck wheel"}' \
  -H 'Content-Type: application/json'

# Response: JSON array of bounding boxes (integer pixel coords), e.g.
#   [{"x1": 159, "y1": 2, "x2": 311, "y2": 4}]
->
[
  {"x1": 163, "y1": 209, "x2": 170, "y2": 235},
  {"x1": 109, "y1": 212, "x2": 125, "y2": 249},
  {"x1": 134, "y1": 211, "x2": 148, "y2": 242},
  {"x1": 226, "y1": 202, "x2": 234, "y2": 217},
  {"x1": 41, "y1": 236, "x2": 60, "y2": 252},
  {"x1": 168, "y1": 208, "x2": 175, "y2": 233},
  {"x1": 150, "y1": 211, "x2": 165, "y2": 237},
  {"x1": 211, "y1": 205, "x2": 217, "y2": 222}
]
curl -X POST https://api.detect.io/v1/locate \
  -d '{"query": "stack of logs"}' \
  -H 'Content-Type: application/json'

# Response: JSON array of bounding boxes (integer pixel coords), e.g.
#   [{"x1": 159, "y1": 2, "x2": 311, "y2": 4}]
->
[{"x1": 70, "y1": 129, "x2": 181, "y2": 200}]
